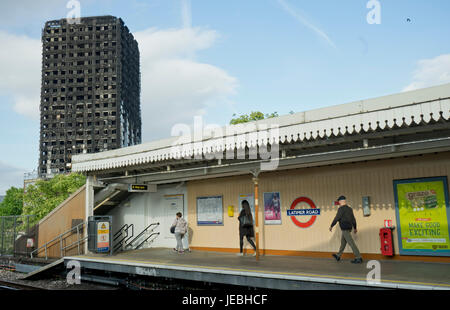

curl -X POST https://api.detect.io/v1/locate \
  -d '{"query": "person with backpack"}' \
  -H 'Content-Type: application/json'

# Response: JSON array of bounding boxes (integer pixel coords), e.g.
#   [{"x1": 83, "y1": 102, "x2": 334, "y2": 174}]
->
[
  {"x1": 237, "y1": 200, "x2": 257, "y2": 256},
  {"x1": 171, "y1": 212, "x2": 188, "y2": 254},
  {"x1": 329, "y1": 195, "x2": 363, "y2": 264}
]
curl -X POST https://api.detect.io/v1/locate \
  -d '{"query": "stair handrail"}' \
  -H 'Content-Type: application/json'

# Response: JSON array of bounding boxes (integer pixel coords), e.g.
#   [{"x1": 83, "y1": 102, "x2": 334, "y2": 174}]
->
[
  {"x1": 126, "y1": 222, "x2": 159, "y2": 248},
  {"x1": 124, "y1": 224, "x2": 134, "y2": 244},
  {"x1": 134, "y1": 232, "x2": 160, "y2": 250},
  {"x1": 113, "y1": 224, "x2": 129, "y2": 241},
  {"x1": 30, "y1": 221, "x2": 87, "y2": 260},
  {"x1": 61, "y1": 236, "x2": 88, "y2": 253},
  {"x1": 113, "y1": 229, "x2": 129, "y2": 252},
  {"x1": 113, "y1": 224, "x2": 135, "y2": 253},
  {"x1": 113, "y1": 224, "x2": 129, "y2": 251}
]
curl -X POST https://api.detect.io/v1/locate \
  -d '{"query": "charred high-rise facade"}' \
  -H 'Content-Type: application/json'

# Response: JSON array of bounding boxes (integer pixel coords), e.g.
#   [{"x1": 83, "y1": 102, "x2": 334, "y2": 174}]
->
[{"x1": 39, "y1": 16, "x2": 141, "y2": 177}]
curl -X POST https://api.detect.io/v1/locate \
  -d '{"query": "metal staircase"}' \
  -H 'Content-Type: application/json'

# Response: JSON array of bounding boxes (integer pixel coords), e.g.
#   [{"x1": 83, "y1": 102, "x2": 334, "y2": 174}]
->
[
  {"x1": 112, "y1": 223, "x2": 134, "y2": 253},
  {"x1": 113, "y1": 222, "x2": 160, "y2": 253},
  {"x1": 125, "y1": 222, "x2": 160, "y2": 251}
]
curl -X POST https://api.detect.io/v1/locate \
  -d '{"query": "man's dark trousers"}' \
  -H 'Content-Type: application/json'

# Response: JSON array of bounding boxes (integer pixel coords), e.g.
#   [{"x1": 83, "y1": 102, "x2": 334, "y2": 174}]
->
[{"x1": 337, "y1": 229, "x2": 361, "y2": 259}]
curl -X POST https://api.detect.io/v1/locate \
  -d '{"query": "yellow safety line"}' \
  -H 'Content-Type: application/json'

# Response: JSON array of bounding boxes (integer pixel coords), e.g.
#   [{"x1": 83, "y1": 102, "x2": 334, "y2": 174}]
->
[{"x1": 74, "y1": 255, "x2": 450, "y2": 288}]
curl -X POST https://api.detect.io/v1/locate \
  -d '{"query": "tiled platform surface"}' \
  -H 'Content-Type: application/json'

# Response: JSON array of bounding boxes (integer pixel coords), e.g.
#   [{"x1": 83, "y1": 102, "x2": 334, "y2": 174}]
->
[{"x1": 65, "y1": 248, "x2": 450, "y2": 290}]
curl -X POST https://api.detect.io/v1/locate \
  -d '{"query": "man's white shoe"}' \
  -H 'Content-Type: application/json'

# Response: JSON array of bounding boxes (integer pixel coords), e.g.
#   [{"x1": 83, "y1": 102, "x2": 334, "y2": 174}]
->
[{"x1": 236, "y1": 253, "x2": 244, "y2": 256}]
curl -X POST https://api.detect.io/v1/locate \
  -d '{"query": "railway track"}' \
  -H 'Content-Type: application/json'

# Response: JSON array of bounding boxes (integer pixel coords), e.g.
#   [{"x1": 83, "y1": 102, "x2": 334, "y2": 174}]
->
[{"x1": 0, "y1": 280, "x2": 46, "y2": 290}]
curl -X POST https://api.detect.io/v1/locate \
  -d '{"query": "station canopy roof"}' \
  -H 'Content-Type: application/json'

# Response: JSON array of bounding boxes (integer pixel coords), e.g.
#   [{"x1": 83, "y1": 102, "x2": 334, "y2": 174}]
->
[{"x1": 72, "y1": 83, "x2": 450, "y2": 182}]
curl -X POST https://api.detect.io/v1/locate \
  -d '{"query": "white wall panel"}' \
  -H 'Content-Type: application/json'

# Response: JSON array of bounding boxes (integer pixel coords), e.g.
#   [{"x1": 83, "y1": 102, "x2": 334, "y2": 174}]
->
[{"x1": 107, "y1": 183, "x2": 188, "y2": 249}]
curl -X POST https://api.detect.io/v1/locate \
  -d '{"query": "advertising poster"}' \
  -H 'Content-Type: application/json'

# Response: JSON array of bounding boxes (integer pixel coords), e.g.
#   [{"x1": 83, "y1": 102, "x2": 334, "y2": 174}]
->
[
  {"x1": 238, "y1": 194, "x2": 255, "y2": 222},
  {"x1": 394, "y1": 176, "x2": 450, "y2": 256},
  {"x1": 197, "y1": 196, "x2": 223, "y2": 225},
  {"x1": 263, "y1": 192, "x2": 282, "y2": 225}
]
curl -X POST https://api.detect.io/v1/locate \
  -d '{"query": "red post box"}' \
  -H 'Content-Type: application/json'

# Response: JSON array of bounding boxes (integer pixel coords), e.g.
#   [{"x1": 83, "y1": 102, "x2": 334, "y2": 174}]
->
[{"x1": 379, "y1": 227, "x2": 394, "y2": 256}]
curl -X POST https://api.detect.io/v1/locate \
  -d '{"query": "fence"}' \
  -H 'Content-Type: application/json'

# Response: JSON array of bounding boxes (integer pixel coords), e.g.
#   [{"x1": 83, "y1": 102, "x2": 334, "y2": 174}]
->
[{"x1": 0, "y1": 215, "x2": 37, "y2": 257}]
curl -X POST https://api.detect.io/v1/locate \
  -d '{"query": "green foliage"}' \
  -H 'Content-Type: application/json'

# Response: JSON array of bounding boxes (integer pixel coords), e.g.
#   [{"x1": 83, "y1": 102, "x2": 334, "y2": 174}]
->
[
  {"x1": 0, "y1": 187, "x2": 24, "y2": 216},
  {"x1": 229, "y1": 111, "x2": 279, "y2": 125},
  {"x1": 22, "y1": 173, "x2": 86, "y2": 224}
]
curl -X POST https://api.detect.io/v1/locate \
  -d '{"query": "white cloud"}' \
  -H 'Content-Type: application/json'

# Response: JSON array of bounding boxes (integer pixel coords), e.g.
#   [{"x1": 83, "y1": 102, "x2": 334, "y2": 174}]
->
[
  {"x1": 0, "y1": 25, "x2": 239, "y2": 142},
  {"x1": 0, "y1": 0, "x2": 97, "y2": 29},
  {"x1": 134, "y1": 27, "x2": 238, "y2": 141},
  {"x1": 0, "y1": 30, "x2": 41, "y2": 119},
  {"x1": 403, "y1": 54, "x2": 450, "y2": 92},
  {"x1": 137, "y1": 26, "x2": 217, "y2": 61}
]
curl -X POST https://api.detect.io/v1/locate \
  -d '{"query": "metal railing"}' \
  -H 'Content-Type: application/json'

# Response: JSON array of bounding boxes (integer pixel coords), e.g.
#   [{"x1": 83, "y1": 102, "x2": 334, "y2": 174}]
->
[
  {"x1": 134, "y1": 232, "x2": 160, "y2": 250},
  {"x1": 113, "y1": 224, "x2": 128, "y2": 242},
  {"x1": 30, "y1": 221, "x2": 87, "y2": 260},
  {"x1": 125, "y1": 222, "x2": 160, "y2": 250},
  {"x1": 124, "y1": 224, "x2": 135, "y2": 245},
  {"x1": 113, "y1": 224, "x2": 134, "y2": 253}
]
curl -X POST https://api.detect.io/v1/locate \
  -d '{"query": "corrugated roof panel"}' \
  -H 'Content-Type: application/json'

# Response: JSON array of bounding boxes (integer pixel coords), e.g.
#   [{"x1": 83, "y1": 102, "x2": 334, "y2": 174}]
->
[{"x1": 72, "y1": 85, "x2": 450, "y2": 173}]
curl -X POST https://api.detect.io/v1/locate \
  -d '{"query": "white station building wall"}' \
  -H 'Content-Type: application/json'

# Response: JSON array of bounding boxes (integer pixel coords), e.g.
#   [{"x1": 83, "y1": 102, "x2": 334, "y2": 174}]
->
[{"x1": 107, "y1": 182, "x2": 188, "y2": 249}]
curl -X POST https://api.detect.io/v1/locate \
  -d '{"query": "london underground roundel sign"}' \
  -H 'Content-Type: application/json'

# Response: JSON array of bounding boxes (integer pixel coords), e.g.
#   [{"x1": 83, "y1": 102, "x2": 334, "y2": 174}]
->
[{"x1": 288, "y1": 197, "x2": 320, "y2": 228}]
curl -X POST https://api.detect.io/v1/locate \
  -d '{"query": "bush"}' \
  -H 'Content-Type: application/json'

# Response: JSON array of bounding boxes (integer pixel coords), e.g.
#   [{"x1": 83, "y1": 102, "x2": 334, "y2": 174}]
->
[
  {"x1": 0, "y1": 187, "x2": 24, "y2": 216},
  {"x1": 22, "y1": 173, "x2": 86, "y2": 225}
]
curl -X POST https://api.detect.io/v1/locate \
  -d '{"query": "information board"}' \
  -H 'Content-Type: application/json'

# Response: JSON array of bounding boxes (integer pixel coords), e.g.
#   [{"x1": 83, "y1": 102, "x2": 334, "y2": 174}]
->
[
  {"x1": 97, "y1": 221, "x2": 110, "y2": 252},
  {"x1": 197, "y1": 196, "x2": 223, "y2": 225},
  {"x1": 394, "y1": 176, "x2": 450, "y2": 256}
]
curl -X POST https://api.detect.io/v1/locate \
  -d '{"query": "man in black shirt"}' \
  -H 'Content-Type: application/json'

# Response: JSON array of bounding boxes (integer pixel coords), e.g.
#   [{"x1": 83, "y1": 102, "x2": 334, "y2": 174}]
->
[{"x1": 329, "y1": 195, "x2": 363, "y2": 264}]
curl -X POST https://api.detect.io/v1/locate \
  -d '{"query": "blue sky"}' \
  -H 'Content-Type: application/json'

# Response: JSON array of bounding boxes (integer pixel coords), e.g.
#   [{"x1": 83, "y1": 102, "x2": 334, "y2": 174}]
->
[{"x1": 1, "y1": 0, "x2": 450, "y2": 194}]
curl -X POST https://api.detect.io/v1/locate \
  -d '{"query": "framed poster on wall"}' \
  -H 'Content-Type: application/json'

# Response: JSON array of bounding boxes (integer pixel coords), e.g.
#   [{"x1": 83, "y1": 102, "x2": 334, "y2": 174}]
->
[
  {"x1": 263, "y1": 192, "x2": 282, "y2": 225},
  {"x1": 197, "y1": 195, "x2": 223, "y2": 225},
  {"x1": 393, "y1": 176, "x2": 450, "y2": 256}
]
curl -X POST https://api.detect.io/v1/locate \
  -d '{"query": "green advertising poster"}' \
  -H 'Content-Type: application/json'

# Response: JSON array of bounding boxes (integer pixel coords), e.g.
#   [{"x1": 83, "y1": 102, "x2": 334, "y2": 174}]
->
[{"x1": 394, "y1": 176, "x2": 450, "y2": 256}]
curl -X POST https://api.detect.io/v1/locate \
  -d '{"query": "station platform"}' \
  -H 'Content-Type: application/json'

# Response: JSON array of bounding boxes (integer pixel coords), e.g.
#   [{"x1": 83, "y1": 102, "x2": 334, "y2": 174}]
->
[{"x1": 64, "y1": 248, "x2": 450, "y2": 290}]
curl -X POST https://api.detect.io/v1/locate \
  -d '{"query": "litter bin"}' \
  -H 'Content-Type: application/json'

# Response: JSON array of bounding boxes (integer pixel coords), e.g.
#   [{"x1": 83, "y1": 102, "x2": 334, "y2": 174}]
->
[{"x1": 88, "y1": 216, "x2": 112, "y2": 255}]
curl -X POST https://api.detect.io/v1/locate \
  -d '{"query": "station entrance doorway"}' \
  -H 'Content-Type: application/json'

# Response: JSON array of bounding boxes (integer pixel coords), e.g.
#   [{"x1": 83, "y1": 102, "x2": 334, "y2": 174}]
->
[{"x1": 163, "y1": 194, "x2": 185, "y2": 242}]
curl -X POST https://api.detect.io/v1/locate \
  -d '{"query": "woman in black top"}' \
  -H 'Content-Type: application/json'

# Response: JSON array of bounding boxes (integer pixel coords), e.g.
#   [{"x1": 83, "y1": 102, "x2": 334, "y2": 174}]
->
[{"x1": 237, "y1": 200, "x2": 257, "y2": 256}]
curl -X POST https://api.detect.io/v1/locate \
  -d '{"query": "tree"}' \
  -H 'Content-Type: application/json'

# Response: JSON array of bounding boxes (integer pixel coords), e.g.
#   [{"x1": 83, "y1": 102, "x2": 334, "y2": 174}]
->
[
  {"x1": 0, "y1": 187, "x2": 24, "y2": 216},
  {"x1": 229, "y1": 111, "x2": 279, "y2": 125},
  {"x1": 22, "y1": 173, "x2": 86, "y2": 224}
]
